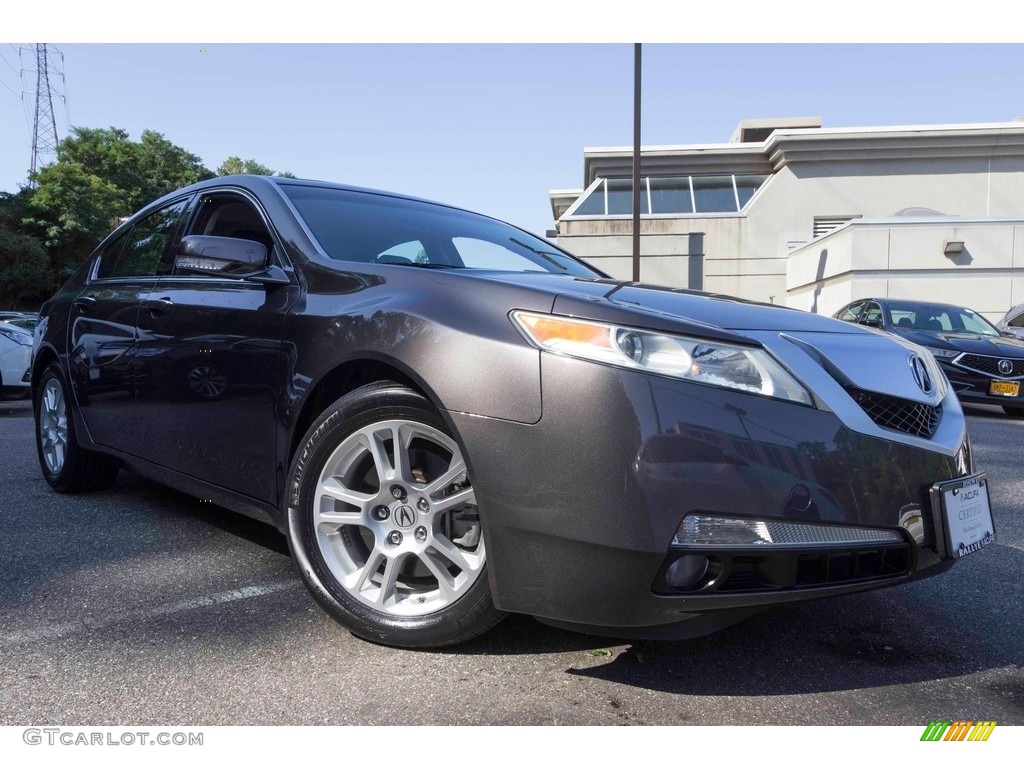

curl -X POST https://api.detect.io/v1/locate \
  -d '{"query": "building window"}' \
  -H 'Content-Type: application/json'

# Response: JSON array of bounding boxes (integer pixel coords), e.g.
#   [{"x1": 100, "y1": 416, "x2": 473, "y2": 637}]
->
[
  {"x1": 564, "y1": 174, "x2": 768, "y2": 217},
  {"x1": 692, "y1": 176, "x2": 736, "y2": 213},
  {"x1": 650, "y1": 177, "x2": 693, "y2": 214},
  {"x1": 606, "y1": 179, "x2": 647, "y2": 215}
]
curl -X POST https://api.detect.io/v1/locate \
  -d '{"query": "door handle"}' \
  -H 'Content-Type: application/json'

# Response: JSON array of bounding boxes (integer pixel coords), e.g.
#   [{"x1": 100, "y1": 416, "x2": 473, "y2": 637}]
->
[
  {"x1": 142, "y1": 297, "x2": 174, "y2": 315},
  {"x1": 72, "y1": 295, "x2": 97, "y2": 312}
]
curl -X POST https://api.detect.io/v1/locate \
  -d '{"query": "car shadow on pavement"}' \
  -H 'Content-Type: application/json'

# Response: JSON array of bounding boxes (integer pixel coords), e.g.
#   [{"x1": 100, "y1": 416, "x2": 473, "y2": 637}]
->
[
  {"x1": 0, "y1": 463, "x2": 293, "y2": 612},
  {"x1": 554, "y1": 544, "x2": 1024, "y2": 696}
]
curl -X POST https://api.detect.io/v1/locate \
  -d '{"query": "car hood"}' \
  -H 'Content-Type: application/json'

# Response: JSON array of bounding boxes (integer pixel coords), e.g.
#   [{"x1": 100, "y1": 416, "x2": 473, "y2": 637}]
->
[
  {"x1": 472, "y1": 273, "x2": 868, "y2": 335},
  {"x1": 894, "y1": 328, "x2": 1024, "y2": 356},
  {"x1": 477, "y1": 274, "x2": 944, "y2": 403}
]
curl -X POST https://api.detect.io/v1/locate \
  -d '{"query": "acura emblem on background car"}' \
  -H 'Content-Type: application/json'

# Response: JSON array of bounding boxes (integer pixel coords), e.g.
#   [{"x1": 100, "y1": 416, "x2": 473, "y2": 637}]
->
[
  {"x1": 998, "y1": 359, "x2": 1013, "y2": 375},
  {"x1": 909, "y1": 354, "x2": 934, "y2": 395}
]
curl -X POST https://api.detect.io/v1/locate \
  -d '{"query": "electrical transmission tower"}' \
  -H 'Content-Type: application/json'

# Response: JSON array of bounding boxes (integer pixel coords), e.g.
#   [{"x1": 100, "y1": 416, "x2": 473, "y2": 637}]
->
[{"x1": 26, "y1": 43, "x2": 67, "y2": 180}]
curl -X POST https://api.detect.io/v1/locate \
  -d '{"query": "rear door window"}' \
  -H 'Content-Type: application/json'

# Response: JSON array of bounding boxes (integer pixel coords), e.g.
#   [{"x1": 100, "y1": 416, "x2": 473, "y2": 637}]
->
[{"x1": 96, "y1": 198, "x2": 191, "y2": 279}]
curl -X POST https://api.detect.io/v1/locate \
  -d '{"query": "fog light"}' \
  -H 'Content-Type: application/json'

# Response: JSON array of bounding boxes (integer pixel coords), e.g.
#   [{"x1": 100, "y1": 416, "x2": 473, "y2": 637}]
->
[
  {"x1": 673, "y1": 514, "x2": 903, "y2": 548},
  {"x1": 664, "y1": 555, "x2": 709, "y2": 589}
]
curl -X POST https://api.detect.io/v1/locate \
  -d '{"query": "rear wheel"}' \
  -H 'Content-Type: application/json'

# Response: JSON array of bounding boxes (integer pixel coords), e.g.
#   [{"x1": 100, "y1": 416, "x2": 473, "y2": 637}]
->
[
  {"x1": 286, "y1": 381, "x2": 505, "y2": 648},
  {"x1": 35, "y1": 364, "x2": 119, "y2": 492},
  {"x1": 1002, "y1": 405, "x2": 1024, "y2": 418}
]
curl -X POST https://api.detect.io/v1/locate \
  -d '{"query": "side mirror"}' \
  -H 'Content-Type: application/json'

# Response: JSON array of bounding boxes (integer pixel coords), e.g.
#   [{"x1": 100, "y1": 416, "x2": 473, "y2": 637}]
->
[
  {"x1": 861, "y1": 317, "x2": 882, "y2": 328},
  {"x1": 175, "y1": 235, "x2": 267, "y2": 276}
]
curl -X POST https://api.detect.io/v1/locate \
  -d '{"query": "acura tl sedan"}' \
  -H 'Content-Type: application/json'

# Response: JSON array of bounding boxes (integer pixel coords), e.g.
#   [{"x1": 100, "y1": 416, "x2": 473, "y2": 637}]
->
[
  {"x1": 31, "y1": 176, "x2": 995, "y2": 648},
  {"x1": 834, "y1": 298, "x2": 1024, "y2": 417}
]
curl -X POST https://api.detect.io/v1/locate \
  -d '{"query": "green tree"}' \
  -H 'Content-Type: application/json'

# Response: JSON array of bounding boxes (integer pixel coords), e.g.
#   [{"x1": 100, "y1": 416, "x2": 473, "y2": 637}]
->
[
  {"x1": 135, "y1": 129, "x2": 215, "y2": 202},
  {"x1": 216, "y1": 156, "x2": 295, "y2": 178},
  {"x1": 27, "y1": 161, "x2": 130, "y2": 278},
  {"x1": 42, "y1": 127, "x2": 213, "y2": 212},
  {"x1": 26, "y1": 127, "x2": 214, "y2": 276},
  {"x1": 0, "y1": 227, "x2": 51, "y2": 308},
  {"x1": 0, "y1": 188, "x2": 38, "y2": 233},
  {"x1": 7, "y1": 127, "x2": 295, "y2": 286},
  {"x1": 0, "y1": 189, "x2": 54, "y2": 304}
]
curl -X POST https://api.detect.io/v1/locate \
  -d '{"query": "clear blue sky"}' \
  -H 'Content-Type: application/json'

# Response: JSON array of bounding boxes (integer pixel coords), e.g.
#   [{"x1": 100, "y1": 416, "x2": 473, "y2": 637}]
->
[{"x1": 2, "y1": 43, "x2": 1024, "y2": 235}]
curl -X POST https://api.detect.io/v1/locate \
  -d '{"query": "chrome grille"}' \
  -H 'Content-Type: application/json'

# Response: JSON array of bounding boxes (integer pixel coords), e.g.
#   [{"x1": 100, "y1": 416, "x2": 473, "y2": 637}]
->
[
  {"x1": 850, "y1": 389, "x2": 942, "y2": 438},
  {"x1": 955, "y1": 354, "x2": 1024, "y2": 378}
]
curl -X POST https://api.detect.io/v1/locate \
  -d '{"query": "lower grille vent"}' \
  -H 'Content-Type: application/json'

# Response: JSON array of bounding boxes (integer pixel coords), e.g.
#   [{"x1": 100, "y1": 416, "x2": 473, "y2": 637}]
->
[{"x1": 714, "y1": 545, "x2": 910, "y2": 592}]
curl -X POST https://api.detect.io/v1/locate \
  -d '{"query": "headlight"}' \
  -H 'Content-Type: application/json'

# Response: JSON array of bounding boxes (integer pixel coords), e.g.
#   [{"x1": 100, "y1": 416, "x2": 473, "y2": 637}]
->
[
  {"x1": 0, "y1": 327, "x2": 32, "y2": 346},
  {"x1": 924, "y1": 347, "x2": 959, "y2": 360},
  {"x1": 511, "y1": 311, "x2": 812, "y2": 406}
]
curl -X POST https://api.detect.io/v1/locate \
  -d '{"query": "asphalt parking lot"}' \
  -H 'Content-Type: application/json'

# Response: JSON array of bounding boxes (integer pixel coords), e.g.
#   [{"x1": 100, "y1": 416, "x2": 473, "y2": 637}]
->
[{"x1": 0, "y1": 395, "x2": 1021, "y2": 726}]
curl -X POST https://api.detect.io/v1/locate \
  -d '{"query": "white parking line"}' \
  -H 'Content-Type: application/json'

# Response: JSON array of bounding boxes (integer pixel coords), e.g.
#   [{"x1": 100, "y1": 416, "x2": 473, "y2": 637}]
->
[{"x1": 0, "y1": 581, "x2": 300, "y2": 645}]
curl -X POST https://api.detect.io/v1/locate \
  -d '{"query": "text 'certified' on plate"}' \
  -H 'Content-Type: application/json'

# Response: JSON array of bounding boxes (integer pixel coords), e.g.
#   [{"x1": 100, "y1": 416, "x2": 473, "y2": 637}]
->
[{"x1": 933, "y1": 473, "x2": 995, "y2": 559}]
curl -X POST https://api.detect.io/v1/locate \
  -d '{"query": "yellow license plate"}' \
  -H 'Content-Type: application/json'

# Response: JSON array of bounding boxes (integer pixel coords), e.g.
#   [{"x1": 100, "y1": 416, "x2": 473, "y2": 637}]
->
[{"x1": 989, "y1": 380, "x2": 1020, "y2": 397}]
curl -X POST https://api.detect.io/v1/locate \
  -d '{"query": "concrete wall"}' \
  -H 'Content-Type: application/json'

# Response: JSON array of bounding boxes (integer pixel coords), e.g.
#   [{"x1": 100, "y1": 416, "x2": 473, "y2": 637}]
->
[
  {"x1": 730, "y1": 157, "x2": 1024, "y2": 304},
  {"x1": 786, "y1": 219, "x2": 1024, "y2": 320},
  {"x1": 557, "y1": 218, "x2": 721, "y2": 290}
]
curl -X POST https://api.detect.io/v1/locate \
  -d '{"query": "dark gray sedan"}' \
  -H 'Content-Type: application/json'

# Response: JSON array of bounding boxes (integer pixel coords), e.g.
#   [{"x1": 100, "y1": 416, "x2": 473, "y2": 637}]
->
[{"x1": 31, "y1": 176, "x2": 995, "y2": 647}]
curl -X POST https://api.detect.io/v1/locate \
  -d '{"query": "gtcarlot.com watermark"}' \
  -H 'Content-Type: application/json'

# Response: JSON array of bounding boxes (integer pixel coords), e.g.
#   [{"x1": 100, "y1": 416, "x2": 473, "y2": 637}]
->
[{"x1": 23, "y1": 728, "x2": 203, "y2": 747}]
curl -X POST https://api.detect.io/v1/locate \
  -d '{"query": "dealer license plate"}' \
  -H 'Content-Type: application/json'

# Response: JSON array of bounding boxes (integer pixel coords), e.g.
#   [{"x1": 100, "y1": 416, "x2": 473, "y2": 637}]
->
[
  {"x1": 931, "y1": 473, "x2": 995, "y2": 559},
  {"x1": 989, "y1": 380, "x2": 1020, "y2": 397}
]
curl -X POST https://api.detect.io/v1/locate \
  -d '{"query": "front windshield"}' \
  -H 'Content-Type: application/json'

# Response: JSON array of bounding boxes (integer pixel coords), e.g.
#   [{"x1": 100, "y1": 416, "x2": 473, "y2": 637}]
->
[
  {"x1": 888, "y1": 302, "x2": 1000, "y2": 336},
  {"x1": 281, "y1": 184, "x2": 601, "y2": 277}
]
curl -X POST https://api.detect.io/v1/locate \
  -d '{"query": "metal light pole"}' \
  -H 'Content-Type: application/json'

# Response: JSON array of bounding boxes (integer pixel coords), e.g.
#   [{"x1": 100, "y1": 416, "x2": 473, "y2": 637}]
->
[{"x1": 632, "y1": 43, "x2": 642, "y2": 283}]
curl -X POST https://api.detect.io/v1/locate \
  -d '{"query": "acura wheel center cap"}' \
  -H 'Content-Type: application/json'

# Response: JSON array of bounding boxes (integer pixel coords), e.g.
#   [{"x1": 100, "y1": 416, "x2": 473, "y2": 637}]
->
[{"x1": 393, "y1": 503, "x2": 417, "y2": 528}]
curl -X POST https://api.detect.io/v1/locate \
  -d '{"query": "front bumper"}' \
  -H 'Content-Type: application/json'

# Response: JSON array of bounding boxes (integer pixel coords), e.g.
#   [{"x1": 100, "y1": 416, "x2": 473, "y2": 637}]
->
[
  {"x1": 0, "y1": 343, "x2": 31, "y2": 391},
  {"x1": 450, "y1": 353, "x2": 971, "y2": 636},
  {"x1": 941, "y1": 360, "x2": 1024, "y2": 409}
]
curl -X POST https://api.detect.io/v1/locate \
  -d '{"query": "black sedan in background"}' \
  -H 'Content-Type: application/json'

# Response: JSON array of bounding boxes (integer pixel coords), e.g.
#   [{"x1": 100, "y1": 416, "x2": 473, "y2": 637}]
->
[
  {"x1": 31, "y1": 177, "x2": 994, "y2": 648},
  {"x1": 834, "y1": 298, "x2": 1024, "y2": 416}
]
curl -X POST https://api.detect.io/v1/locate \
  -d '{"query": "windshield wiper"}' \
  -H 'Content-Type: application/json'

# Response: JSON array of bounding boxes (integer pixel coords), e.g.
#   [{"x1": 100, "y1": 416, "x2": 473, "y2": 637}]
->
[{"x1": 509, "y1": 238, "x2": 570, "y2": 271}]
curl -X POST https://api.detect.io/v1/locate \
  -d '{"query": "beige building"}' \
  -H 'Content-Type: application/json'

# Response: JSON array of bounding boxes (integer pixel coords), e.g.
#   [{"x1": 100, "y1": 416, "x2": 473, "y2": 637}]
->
[{"x1": 549, "y1": 118, "x2": 1024, "y2": 320}]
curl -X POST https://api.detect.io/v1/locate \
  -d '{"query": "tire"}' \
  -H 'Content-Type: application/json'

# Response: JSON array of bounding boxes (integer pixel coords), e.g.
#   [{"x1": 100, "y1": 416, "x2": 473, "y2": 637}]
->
[
  {"x1": 35, "y1": 363, "x2": 120, "y2": 493},
  {"x1": 286, "y1": 381, "x2": 506, "y2": 648},
  {"x1": 1002, "y1": 405, "x2": 1024, "y2": 418}
]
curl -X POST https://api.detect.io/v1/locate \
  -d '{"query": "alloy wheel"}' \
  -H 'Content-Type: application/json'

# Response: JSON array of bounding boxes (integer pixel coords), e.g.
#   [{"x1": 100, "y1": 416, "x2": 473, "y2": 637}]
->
[{"x1": 313, "y1": 418, "x2": 484, "y2": 617}]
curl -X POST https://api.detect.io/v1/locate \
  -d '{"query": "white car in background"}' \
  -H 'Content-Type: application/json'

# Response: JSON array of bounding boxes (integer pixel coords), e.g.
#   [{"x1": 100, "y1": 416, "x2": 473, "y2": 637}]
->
[
  {"x1": 997, "y1": 303, "x2": 1024, "y2": 340},
  {"x1": 0, "y1": 319, "x2": 34, "y2": 397}
]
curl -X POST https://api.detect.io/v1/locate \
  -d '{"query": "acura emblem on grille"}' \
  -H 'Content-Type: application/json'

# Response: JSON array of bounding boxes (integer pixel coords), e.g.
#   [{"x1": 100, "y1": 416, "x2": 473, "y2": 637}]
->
[
  {"x1": 998, "y1": 359, "x2": 1013, "y2": 375},
  {"x1": 909, "y1": 354, "x2": 933, "y2": 395}
]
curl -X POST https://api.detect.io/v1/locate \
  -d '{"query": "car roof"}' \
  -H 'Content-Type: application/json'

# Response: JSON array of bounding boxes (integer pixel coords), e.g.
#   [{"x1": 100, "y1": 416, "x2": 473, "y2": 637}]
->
[
  {"x1": 1000, "y1": 302, "x2": 1024, "y2": 321},
  {"x1": 849, "y1": 298, "x2": 980, "y2": 312},
  {"x1": 169, "y1": 174, "x2": 480, "y2": 218}
]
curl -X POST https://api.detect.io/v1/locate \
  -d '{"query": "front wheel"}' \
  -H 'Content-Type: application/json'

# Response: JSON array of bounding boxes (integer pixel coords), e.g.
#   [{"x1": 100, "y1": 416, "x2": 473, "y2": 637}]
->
[{"x1": 286, "y1": 381, "x2": 505, "y2": 648}]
